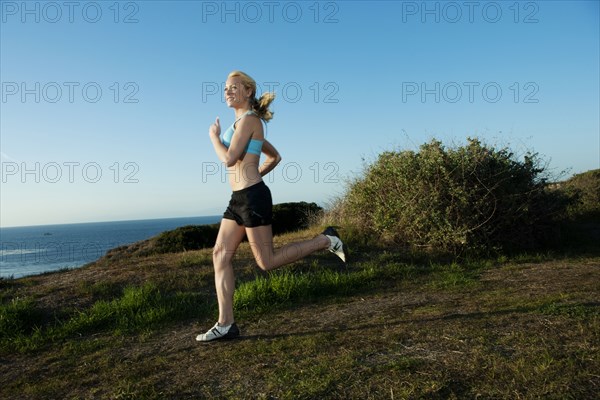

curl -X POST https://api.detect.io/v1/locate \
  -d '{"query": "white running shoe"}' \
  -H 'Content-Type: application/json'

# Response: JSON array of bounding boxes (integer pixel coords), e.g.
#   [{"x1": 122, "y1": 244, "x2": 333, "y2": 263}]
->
[
  {"x1": 322, "y1": 226, "x2": 347, "y2": 263},
  {"x1": 196, "y1": 322, "x2": 240, "y2": 342}
]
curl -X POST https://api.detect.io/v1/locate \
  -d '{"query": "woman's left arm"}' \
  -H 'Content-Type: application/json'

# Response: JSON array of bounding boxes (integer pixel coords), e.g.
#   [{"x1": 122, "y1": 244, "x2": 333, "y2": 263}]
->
[{"x1": 259, "y1": 139, "x2": 282, "y2": 177}]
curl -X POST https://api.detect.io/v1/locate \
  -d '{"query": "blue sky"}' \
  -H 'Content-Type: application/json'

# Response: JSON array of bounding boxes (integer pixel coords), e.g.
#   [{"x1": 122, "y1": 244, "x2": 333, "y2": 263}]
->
[{"x1": 1, "y1": 0, "x2": 598, "y2": 227}]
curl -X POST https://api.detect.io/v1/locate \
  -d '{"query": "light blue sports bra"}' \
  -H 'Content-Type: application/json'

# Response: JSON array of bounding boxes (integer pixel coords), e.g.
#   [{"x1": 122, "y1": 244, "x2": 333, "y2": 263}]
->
[{"x1": 221, "y1": 110, "x2": 264, "y2": 156}]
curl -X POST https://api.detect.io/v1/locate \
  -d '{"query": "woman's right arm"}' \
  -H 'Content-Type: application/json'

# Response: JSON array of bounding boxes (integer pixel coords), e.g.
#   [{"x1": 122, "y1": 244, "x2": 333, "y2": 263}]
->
[{"x1": 259, "y1": 139, "x2": 282, "y2": 177}]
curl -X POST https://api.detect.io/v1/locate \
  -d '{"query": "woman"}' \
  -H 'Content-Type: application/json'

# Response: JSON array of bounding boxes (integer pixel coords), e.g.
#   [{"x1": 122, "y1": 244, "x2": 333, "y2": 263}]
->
[{"x1": 196, "y1": 71, "x2": 346, "y2": 342}]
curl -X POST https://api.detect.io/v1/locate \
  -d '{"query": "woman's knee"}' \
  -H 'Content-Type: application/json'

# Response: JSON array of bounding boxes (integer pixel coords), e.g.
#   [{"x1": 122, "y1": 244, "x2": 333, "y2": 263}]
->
[
  {"x1": 248, "y1": 242, "x2": 275, "y2": 271},
  {"x1": 255, "y1": 257, "x2": 273, "y2": 271},
  {"x1": 213, "y1": 243, "x2": 234, "y2": 267}
]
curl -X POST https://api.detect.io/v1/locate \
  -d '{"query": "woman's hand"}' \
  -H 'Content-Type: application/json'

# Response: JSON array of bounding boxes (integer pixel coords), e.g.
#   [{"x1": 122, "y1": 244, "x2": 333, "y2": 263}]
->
[
  {"x1": 209, "y1": 117, "x2": 221, "y2": 138},
  {"x1": 259, "y1": 139, "x2": 282, "y2": 177}
]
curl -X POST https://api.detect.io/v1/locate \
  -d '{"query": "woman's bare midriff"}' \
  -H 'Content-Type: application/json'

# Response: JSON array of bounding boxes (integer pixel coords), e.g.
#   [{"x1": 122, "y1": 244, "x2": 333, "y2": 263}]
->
[{"x1": 227, "y1": 154, "x2": 263, "y2": 191}]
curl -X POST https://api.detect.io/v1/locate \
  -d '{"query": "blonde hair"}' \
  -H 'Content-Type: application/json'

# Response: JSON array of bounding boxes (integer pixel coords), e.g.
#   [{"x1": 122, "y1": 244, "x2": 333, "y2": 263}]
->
[{"x1": 228, "y1": 70, "x2": 275, "y2": 122}]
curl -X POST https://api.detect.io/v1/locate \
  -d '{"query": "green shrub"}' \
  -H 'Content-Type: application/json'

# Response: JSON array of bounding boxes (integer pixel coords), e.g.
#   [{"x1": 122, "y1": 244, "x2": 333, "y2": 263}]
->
[
  {"x1": 337, "y1": 138, "x2": 567, "y2": 255},
  {"x1": 153, "y1": 224, "x2": 219, "y2": 254},
  {"x1": 558, "y1": 169, "x2": 600, "y2": 221},
  {"x1": 272, "y1": 202, "x2": 323, "y2": 235},
  {"x1": 99, "y1": 202, "x2": 325, "y2": 258}
]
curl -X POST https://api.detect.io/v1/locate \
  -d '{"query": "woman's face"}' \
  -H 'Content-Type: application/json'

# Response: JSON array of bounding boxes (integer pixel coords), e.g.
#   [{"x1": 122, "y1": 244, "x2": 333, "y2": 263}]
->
[{"x1": 224, "y1": 76, "x2": 251, "y2": 108}]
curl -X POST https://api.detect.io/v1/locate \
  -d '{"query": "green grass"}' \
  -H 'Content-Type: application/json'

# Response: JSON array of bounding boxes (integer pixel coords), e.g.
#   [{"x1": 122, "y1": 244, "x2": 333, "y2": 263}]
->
[
  {"x1": 77, "y1": 280, "x2": 123, "y2": 299},
  {"x1": 1, "y1": 226, "x2": 599, "y2": 399},
  {"x1": 0, "y1": 254, "x2": 595, "y2": 355},
  {"x1": 0, "y1": 297, "x2": 45, "y2": 338},
  {"x1": 234, "y1": 267, "x2": 374, "y2": 313},
  {"x1": 1, "y1": 282, "x2": 213, "y2": 353},
  {"x1": 538, "y1": 301, "x2": 600, "y2": 319},
  {"x1": 0, "y1": 253, "x2": 481, "y2": 354}
]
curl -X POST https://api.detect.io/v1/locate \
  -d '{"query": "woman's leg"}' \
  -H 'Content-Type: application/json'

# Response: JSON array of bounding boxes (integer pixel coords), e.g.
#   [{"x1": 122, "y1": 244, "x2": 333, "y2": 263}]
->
[
  {"x1": 212, "y1": 218, "x2": 246, "y2": 325},
  {"x1": 245, "y1": 225, "x2": 330, "y2": 271}
]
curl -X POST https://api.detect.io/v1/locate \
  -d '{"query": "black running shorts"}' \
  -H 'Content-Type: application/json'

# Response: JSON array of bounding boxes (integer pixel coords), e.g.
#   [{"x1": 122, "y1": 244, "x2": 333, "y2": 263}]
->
[{"x1": 223, "y1": 181, "x2": 273, "y2": 227}]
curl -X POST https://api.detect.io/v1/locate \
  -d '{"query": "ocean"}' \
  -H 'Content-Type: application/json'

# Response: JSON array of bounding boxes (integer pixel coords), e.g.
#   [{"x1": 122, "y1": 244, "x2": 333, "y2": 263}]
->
[{"x1": 0, "y1": 216, "x2": 221, "y2": 279}]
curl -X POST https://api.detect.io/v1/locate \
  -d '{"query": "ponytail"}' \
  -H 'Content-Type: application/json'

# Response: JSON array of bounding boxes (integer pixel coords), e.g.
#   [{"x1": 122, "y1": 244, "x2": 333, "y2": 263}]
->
[{"x1": 251, "y1": 92, "x2": 275, "y2": 122}]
